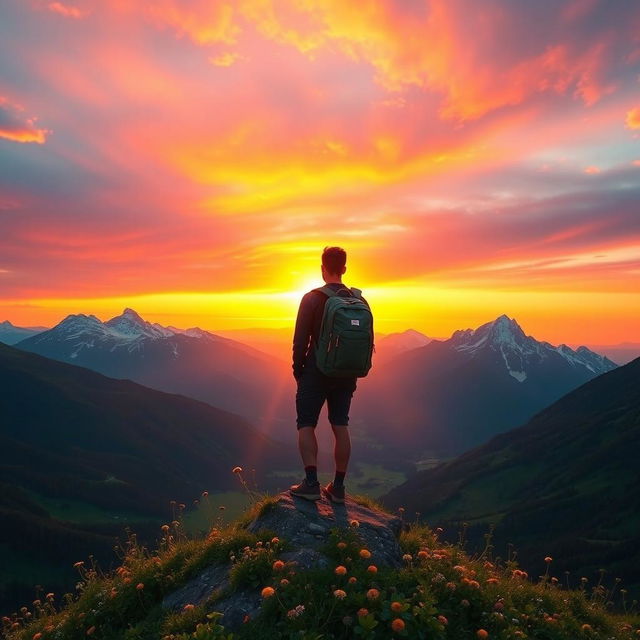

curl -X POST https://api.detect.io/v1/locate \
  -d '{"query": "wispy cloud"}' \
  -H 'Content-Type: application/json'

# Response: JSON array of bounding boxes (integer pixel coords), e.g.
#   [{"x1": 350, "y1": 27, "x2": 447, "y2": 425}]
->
[
  {"x1": 47, "y1": 2, "x2": 87, "y2": 19},
  {"x1": 0, "y1": 96, "x2": 48, "y2": 144},
  {"x1": 0, "y1": 0, "x2": 638, "y2": 340}
]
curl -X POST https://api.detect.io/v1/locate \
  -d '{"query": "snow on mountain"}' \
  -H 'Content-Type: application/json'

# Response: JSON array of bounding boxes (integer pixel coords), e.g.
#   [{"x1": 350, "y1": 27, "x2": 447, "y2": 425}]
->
[
  {"x1": 21, "y1": 309, "x2": 231, "y2": 359},
  {"x1": 449, "y1": 314, "x2": 616, "y2": 382}
]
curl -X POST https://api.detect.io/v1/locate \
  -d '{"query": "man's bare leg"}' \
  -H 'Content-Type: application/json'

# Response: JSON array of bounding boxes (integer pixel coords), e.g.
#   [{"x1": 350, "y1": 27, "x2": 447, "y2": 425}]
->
[
  {"x1": 298, "y1": 426, "x2": 318, "y2": 468},
  {"x1": 331, "y1": 424, "x2": 351, "y2": 473}
]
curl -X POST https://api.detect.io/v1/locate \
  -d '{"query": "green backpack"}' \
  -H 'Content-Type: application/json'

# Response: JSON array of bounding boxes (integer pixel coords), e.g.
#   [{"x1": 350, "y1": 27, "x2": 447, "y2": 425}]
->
[{"x1": 314, "y1": 285, "x2": 374, "y2": 378}]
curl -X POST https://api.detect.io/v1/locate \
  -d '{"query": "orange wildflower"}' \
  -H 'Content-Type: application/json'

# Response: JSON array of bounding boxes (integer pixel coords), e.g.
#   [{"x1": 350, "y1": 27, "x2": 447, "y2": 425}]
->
[
  {"x1": 359, "y1": 549, "x2": 371, "y2": 559},
  {"x1": 366, "y1": 588, "x2": 380, "y2": 600},
  {"x1": 232, "y1": 466, "x2": 243, "y2": 473},
  {"x1": 367, "y1": 565, "x2": 378, "y2": 574},
  {"x1": 183, "y1": 604, "x2": 195, "y2": 611},
  {"x1": 477, "y1": 630, "x2": 489, "y2": 639},
  {"x1": 438, "y1": 615, "x2": 448, "y2": 625},
  {"x1": 273, "y1": 560, "x2": 285, "y2": 571},
  {"x1": 261, "y1": 587, "x2": 275, "y2": 598},
  {"x1": 357, "y1": 608, "x2": 369, "y2": 617},
  {"x1": 545, "y1": 556, "x2": 553, "y2": 563},
  {"x1": 280, "y1": 578, "x2": 289, "y2": 586},
  {"x1": 335, "y1": 565, "x2": 347, "y2": 576},
  {"x1": 391, "y1": 601, "x2": 403, "y2": 612},
  {"x1": 337, "y1": 542, "x2": 347, "y2": 550},
  {"x1": 417, "y1": 550, "x2": 428, "y2": 560},
  {"x1": 391, "y1": 619, "x2": 405, "y2": 632},
  {"x1": 136, "y1": 583, "x2": 144, "y2": 590},
  {"x1": 334, "y1": 589, "x2": 347, "y2": 599},
  {"x1": 348, "y1": 576, "x2": 357, "y2": 584}
]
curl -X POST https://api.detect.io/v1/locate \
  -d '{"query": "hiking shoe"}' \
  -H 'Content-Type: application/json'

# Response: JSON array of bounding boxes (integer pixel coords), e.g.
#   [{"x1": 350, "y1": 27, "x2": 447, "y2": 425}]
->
[
  {"x1": 290, "y1": 479, "x2": 321, "y2": 501},
  {"x1": 322, "y1": 482, "x2": 345, "y2": 504}
]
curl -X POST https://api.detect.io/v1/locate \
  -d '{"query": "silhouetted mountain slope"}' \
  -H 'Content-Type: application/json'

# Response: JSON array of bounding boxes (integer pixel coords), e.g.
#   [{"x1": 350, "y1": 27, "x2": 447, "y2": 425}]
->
[
  {"x1": 360, "y1": 315, "x2": 616, "y2": 456},
  {"x1": 0, "y1": 342, "x2": 290, "y2": 510},
  {"x1": 14, "y1": 309, "x2": 293, "y2": 436},
  {"x1": 383, "y1": 357, "x2": 640, "y2": 589},
  {"x1": 0, "y1": 342, "x2": 294, "y2": 610}
]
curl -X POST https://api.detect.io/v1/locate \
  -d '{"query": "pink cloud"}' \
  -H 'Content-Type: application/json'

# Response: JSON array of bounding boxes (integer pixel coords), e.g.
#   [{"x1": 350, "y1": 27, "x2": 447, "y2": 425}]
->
[{"x1": 47, "y1": 2, "x2": 87, "y2": 19}]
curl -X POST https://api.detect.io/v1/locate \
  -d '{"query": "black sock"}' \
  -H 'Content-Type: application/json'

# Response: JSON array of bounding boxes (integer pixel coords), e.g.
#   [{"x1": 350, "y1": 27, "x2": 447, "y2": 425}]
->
[
  {"x1": 305, "y1": 466, "x2": 318, "y2": 483},
  {"x1": 334, "y1": 471, "x2": 346, "y2": 487}
]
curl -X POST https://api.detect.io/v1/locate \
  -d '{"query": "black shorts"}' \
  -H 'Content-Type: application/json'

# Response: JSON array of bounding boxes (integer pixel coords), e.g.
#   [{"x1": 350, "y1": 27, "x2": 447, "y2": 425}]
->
[{"x1": 296, "y1": 369, "x2": 357, "y2": 428}]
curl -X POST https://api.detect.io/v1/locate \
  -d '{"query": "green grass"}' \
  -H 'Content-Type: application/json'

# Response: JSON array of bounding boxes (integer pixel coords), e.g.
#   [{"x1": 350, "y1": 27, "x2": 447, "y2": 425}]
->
[
  {"x1": 4, "y1": 494, "x2": 640, "y2": 640},
  {"x1": 182, "y1": 491, "x2": 251, "y2": 536}
]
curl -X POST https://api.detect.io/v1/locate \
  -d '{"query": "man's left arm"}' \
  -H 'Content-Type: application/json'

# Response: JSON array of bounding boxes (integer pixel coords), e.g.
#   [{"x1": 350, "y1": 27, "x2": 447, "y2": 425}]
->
[{"x1": 292, "y1": 292, "x2": 314, "y2": 380}]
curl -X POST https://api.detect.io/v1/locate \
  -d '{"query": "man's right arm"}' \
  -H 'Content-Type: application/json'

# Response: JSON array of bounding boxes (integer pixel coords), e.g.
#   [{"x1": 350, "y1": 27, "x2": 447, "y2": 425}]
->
[{"x1": 292, "y1": 292, "x2": 315, "y2": 380}]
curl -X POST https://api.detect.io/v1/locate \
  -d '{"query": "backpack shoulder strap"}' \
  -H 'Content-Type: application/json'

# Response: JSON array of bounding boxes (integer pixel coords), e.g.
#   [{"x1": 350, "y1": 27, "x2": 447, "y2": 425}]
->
[
  {"x1": 350, "y1": 287, "x2": 362, "y2": 299},
  {"x1": 314, "y1": 285, "x2": 338, "y2": 298},
  {"x1": 315, "y1": 285, "x2": 356, "y2": 298}
]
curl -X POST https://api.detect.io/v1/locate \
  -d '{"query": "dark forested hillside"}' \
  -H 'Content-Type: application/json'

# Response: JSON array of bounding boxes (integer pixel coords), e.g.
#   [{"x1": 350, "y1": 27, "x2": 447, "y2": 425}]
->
[
  {"x1": 0, "y1": 342, "x2": 293, "y2": 612},
  {"x1": 383, "y1": 357, "x2": 640, "y2": 592}
]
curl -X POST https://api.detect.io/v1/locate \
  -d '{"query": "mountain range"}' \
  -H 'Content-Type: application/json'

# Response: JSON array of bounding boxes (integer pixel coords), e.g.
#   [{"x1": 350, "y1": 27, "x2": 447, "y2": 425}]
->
[
  {"x1": 0, "y1": 320, "x2": 46, "y2": 345},
  {"x1": 0, "y1": 341, "x2": 293, "y2": 610},
  {"x1": 358, "y1": 315, "x2": 617, "y2": 457},
  {"x1": 14, "y1": 309, "x2": 294, "y2": 438},
  {"x1": 6, "y1": 310, "x2": 622, "y2": 456},
  {"x1": 383, "y1": 355, "x2": 640, "y2": 592}
]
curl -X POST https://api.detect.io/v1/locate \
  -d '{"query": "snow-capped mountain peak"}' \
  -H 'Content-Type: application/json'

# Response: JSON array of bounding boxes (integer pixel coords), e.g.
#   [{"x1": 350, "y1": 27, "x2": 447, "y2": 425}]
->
[
  {"x1": 104, "y1": 309, "x2": 173, "y2": 339},
  {"x1": 57, "y1": 313, "x2": 103, "y2": 333},
  {"x1": 448, "y1": 315, "x2": 616, "y2": 383}
]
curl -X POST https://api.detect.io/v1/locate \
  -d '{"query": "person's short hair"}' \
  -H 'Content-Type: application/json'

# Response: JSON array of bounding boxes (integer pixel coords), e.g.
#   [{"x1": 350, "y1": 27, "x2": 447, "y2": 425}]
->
[{"x1": 322, "y1": 246, "x2": 347, "y2": 275}]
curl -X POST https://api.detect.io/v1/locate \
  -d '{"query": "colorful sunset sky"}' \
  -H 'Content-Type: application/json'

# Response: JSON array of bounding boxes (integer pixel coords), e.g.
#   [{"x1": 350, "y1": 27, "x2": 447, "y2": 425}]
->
[{"x1": 1, "y1": 0, "x2": 639, "y2": 344}]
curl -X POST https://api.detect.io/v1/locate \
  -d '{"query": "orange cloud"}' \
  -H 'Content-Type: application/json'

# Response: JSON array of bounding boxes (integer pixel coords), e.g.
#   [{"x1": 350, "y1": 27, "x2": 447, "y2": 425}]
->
[
  {"x1": 0, "y1": 97, "x2": 48, "y2": 144},
  {"x1": 210, "y1": 52, "x2": 242, "y2": 67},
  {"x1": 626, "y1": 107, "x2": 640, "y2": 129},
  {"x1": 584, "y1": 166, "x2": 601, "y2": 174},
  {"x1": 233, "y1": 0, "x2": 619, "y2": 121},
  {"x1": 144, "y1": 1, "x2": 239, "y2": 45}
]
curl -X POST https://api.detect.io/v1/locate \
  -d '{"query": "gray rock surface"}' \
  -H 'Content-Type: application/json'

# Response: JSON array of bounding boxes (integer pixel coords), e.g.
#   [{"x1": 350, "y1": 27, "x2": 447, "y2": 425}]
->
[
  {"x1": 161, "y1": 492, "x2": 403, "y2": 630},
  {"x1": 248, "y1": 492, "x2": 403, "y2": 568},
  {"x1": 162, "y1": 563, "x2": 230, "y2": 611}
]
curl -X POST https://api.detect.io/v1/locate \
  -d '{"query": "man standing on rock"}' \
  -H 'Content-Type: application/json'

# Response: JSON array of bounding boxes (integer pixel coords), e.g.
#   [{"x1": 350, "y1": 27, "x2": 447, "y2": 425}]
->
[{"x1": 290, "y1": 246, "x2": 374, "y2": 503}]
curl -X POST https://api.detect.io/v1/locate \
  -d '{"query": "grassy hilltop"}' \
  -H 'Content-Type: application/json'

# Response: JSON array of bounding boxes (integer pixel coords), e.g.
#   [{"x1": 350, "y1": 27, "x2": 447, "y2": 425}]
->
[{"x1": 2, "y1": 493, "x2": 639, "y2": 640}]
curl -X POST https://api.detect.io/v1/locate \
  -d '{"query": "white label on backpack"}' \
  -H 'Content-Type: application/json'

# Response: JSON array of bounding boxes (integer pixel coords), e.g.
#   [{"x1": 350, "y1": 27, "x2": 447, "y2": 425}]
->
[{"x1": 351, "y1": 319, "x2": 360, "y2": 326}]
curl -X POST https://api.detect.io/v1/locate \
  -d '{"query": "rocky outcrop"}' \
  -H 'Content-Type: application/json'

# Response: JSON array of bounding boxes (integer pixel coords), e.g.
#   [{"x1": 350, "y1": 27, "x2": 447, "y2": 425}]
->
[{"x1": 162, "y1": 492, "x2": 403, "y2": 630}]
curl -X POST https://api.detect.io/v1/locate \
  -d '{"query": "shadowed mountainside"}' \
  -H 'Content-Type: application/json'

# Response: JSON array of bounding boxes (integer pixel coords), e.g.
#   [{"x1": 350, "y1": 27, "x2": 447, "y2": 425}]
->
[
  {"x1": 383, "y1": 356, "x2": 640, "y2": 591},
  {"x1": 359, "y1": 315, "x2": 616, "y2": 457},
  {"x1": 14, "y1": 309, "x2": 295, "y2": 439},
  {"x1": 0, "y1": 342, "x2": 294, "y2": 611}
]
